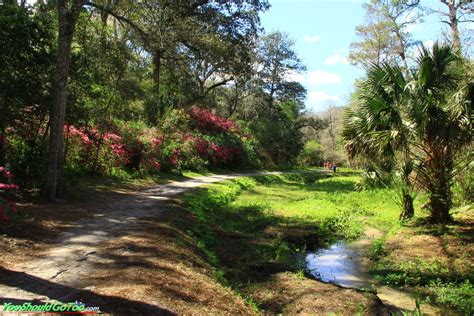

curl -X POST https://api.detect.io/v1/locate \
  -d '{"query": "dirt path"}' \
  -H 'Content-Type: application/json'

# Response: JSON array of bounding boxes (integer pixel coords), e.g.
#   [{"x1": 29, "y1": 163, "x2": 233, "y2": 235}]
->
[{"x1": 0, "y1": 171, "x2": 290, "y2": 313}]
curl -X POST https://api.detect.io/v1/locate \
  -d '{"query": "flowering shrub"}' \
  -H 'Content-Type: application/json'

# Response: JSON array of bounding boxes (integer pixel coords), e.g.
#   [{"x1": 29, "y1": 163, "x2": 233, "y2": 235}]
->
[
  {"x1": 189, "y1": 107, "x2": 239, "y2": 134},
  {"x1": 0, "y1": 167, "x2": 19, "y2": 224},
  {"x1": 64, "y1": 125, "x2": 130, "y2": 175},
  {"x1": 62, "y1": 107, "x2": 254, "y2": 176}
]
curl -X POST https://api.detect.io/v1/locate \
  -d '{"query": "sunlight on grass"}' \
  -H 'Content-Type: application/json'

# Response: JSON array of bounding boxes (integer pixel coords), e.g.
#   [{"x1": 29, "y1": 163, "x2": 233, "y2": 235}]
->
[{"x1": 232, "y1": 173, "x2": 425, "y2": 232}]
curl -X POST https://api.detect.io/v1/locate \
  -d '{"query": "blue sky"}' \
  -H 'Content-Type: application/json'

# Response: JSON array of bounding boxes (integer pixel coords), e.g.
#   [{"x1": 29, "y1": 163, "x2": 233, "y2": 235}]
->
[{"x1": 260, "y1": 0, "x2": 473, "y2": 113}]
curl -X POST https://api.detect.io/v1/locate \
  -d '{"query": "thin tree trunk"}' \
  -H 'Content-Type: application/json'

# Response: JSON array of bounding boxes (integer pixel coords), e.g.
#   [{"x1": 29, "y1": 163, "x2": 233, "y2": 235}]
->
[
  {"x1": 45, "y1": 0, "x2": 84, "y2": 201},
  {"x1": 449, "y1": 6, "x2": 461, "y2": 52},
  {"x1": 400, "y1": 193, "x2": 414, "y2": 220},
  {"x1": 146, "y1": 50, "x2": 162, "y2": 124},
  {"x1": 441, "y1": 0, "x2": 462, "y2": 52}
]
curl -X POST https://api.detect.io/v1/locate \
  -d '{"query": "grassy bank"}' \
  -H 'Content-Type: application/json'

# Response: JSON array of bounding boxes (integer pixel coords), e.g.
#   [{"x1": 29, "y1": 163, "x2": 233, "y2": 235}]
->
[
  {"x1": 181, "y1": 170, "x2": 473, "y2": 314},
  {"x1": 179, "y1": 170, "x2": 387, "y2": 313}
]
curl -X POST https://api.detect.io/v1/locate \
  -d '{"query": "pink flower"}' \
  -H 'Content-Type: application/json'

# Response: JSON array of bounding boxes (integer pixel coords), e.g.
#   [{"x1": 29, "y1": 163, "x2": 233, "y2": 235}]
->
[
  {"x1": 189, "y1": 107, "x2": 240, "y2": 134},
  {"x1": 0, "y1": 183, "x2": 19, "y2": 190}
]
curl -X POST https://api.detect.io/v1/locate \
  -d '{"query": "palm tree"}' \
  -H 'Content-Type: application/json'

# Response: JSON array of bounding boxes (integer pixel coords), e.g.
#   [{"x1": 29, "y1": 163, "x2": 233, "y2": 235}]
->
[
  {"x1": 342, "y1": 43, "x2": 472, "y2": 224},
  {"x1": 342, "y1": 62, "x2": 416, "y2": 220}
]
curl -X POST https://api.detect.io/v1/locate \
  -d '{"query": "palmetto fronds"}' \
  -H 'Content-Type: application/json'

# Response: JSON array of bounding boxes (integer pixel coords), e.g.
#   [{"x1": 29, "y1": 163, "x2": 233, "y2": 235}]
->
[{"x1": 342, "y1": 42, "x2": 473, "y2": 223}]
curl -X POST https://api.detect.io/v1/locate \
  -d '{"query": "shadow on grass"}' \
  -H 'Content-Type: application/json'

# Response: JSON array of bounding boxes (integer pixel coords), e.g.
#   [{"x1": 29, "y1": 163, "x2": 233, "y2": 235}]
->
[
  {"x1": 181, "y1": 186, "x2": 327, "y2": 285},
  {"x1": 252, "y1": 172, "x2": 357, "y2": 193}
]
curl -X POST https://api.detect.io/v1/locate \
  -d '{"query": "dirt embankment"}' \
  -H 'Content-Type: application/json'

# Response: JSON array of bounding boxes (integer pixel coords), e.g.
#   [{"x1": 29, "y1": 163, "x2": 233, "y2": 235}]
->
[{"x1": 1, "y1": 173, "x2": 386, "y2": 315}]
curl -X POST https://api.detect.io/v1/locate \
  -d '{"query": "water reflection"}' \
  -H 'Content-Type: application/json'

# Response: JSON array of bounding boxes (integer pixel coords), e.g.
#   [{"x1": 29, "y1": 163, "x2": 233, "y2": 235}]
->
[{"x1": 306, "y1": 241, "x2": 371, "y2": 289}]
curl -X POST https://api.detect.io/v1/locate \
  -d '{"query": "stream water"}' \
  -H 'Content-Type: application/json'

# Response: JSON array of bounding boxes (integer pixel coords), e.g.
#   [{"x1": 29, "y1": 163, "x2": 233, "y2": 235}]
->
[{"x1": 305, "y1": 228, "x2": 447, "y2": 315}]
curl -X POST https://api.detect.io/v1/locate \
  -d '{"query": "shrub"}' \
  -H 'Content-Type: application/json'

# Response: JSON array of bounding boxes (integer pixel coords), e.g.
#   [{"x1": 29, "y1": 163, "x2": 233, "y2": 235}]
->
[
  {"x1": 314, "y1": 209, "x2": 363, "y2": 243},
  {"x1": 298, "y1": 140, "x2": 323, "y2": 166},
  {"x1": 431, "y1": 280, "x2": 474, "y2": 314},
  {"x1": 189, "y1": 107, "x2": 239, "y2": 134},
  {"x1": 64, "y1": 125, "x2": 130, "y2": 175},
  {"x1": 61, "y1": 107, "x2": 257, "y2": 178}
]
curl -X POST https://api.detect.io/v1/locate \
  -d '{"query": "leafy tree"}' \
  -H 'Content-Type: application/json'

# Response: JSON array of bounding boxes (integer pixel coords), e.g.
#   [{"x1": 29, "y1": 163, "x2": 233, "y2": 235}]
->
[
  {"x1": 342, "y1": 43, "x2": 473, "y2": 223},
  {"x1": 349, "y1": 0, "x2": 422, "y2": 72},
  {"x1": 256, "y1": 32, "x2": 306, "y2": 108},
  {"x1": 246, "y1": 32, "x2": 312, "y2": 164},
  {"x1": 298, "y1": 140, "x2": 324, "y2": 166},
  {"x1": 0, "y1": 3, "x2": 55, "y2": 180},
  {"x1": 121, "y1": 0, "x2": 269, "y2": 123}
]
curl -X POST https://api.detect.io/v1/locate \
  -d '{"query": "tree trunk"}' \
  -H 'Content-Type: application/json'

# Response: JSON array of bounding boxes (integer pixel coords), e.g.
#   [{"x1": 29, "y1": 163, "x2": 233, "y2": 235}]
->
[
  {"x1": 449, "y1": 7, "x2": 461, "y2": 52},
  {"x1": 45, "y1": 0, "x2": 83, "y2": 201},
  {"x1": 427, "y1": 165, "x2": 453, "y2": 223},
  {"x1": 424, "y1": 142, "x2": 453, "y2": 224},
  {"x1": 399, "y1": 193, "x2": 414, "y2": 220},
  {"x1": 145, "y1": 50, "x2": 162, "y2": 125},
  {"x1": 442, "y1": 0, "x2": 462, "y2": 52}
]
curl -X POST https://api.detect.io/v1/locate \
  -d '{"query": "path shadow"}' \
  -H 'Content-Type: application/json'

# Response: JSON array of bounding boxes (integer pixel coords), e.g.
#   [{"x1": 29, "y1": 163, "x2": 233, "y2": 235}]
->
[{"x1": 0, "y1": 268, "x2": 174, "y2": 315}]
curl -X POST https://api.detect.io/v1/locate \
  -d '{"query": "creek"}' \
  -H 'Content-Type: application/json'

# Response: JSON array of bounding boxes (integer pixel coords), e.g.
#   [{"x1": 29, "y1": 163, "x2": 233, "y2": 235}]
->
[{"x1": 305, "y1": 228, "x2": 447, "y2": 315}]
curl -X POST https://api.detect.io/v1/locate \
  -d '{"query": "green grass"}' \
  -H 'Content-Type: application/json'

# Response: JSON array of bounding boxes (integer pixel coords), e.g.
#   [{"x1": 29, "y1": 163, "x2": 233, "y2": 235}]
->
[
  {"x1": 179, "y1": 170, "x2": 473, "y2": 314},
  {"x1": 233, "y1": 171, "x2": 421, "y2": 233},
  {"x1": 180, "y1": 171, "x2": 411, "y2": 287}
]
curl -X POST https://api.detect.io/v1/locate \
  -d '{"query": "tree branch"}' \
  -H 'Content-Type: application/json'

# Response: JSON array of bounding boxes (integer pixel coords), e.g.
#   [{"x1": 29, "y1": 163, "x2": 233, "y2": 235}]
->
[{"x1": 84, "y1": 1, "x2": 149, "y2": 46}]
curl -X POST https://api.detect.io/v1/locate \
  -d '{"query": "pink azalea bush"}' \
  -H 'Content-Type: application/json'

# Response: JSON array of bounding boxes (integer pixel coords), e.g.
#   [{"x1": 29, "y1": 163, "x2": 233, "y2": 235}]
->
[
  {"x1": 189, "y1": 107, "x2": 239, "y2": 134},
  {"x1": 64, "y1": 125, "x2": 131, "y2": 175},
  {"x1": 0, "y1": 167, "x2": 19, "y2": 224},
  {"x1": 131, "y1": 108, "x2": 249, "y2": 173},
  {"x1": 63, "y1": 107, "x2": 254, "y2": 176}
]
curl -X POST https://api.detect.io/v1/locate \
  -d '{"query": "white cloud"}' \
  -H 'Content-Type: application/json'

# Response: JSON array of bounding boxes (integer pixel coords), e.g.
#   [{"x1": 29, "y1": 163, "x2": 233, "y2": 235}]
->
[
  {"x1": 303, "y1": 35, "x2": 321, "y2": 43},
  {"x1": 323, "y1": 55, "x2": 349, "y2": 65},
  {"x1": 284, "y1": 70, "x2": 305, "y2": 83},
  {"x1": 323, "y1": 48, "x2": 350, "y2": 65},
  {"x1": 308, "y1": 91, "x2": 341, "y2": 103},
  {"x1": 307, "y1": 70, "x2": 342, "y2": 85}
]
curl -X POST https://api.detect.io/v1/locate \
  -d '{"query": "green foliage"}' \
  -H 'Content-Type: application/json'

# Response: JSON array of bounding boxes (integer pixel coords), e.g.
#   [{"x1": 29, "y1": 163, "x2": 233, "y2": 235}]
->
[
  {"x1": 370, "y1": 237, "x2": 386, "y2": 260},
  {"x1": 314, "y1": 209, "x2": 364, "y2": 243},
  {"x1": 298, "y1": 140, "x2": 324, "y2": 166},
  {"x1": 249, "y1": 104, "x2": 305, "y2": 165},
  {"x1": 430, "y1": 280, "x2": 474, "y2": 314},
  {"x1": 5, "y1": 135, "x2": 48, "y2": 188},
  {"x1": 0, "y1": 4, "x2": 55, "y2": 127},
  {"x1": 343, "y1": 44, "x2": 472, "y2": 223},
  {"x1": 452, "y1": 161, "x2": 474, "y2": 206}
]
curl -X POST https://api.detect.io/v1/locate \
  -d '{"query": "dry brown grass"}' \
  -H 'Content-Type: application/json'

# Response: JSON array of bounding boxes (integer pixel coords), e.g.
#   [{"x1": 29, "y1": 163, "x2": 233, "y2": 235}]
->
[{"x1": 245, "y1": 272, "x2": 386, "y2": 315}]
